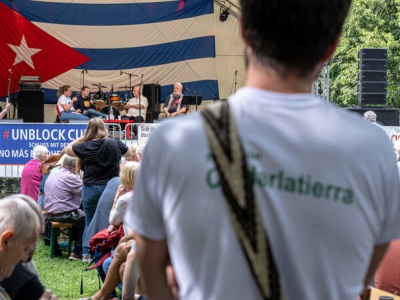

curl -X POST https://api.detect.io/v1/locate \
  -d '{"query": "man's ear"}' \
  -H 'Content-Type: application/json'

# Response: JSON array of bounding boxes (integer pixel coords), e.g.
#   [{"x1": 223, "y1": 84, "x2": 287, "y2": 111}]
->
[
  {"x1": 0, "y1": 230, "x2": 14, "y2": 251},
  {"x1": 322, "y1": 35, "x2": 341, "y2": 64},
  {"x1": 240, "y1": 17, "x2": 250, "y2": 47}
]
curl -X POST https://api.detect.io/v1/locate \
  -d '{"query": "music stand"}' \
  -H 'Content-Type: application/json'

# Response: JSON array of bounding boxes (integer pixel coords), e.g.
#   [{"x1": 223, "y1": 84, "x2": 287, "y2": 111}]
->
[{"x1": 182, "y1": 95, "x2": 203, "y2": 112}]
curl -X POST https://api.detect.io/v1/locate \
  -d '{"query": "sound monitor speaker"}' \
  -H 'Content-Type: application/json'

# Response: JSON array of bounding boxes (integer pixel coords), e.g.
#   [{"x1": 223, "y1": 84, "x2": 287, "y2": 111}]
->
[
  {"x1": 358, "y1": 93, "x2": 387, "y2": 106},
  {"x1": 358, "y1": 71, "x2": 387, "y2": 82},
  {"x1": 146, "y1": 111, "x2": 159, "y2": 123},
  {"x1": 143, "y1": 84, "x2": 161, "y2": 112},
  {"x1": 358, "y1": 82, "x2": 387, "y2": 94},
  {"x1": 17, "y1": 90, "x2": 44, "y2": 122},
  {"x1": 358, "y1": 48, "x2": 388, "y2": 60},
  {"x1": 346, "y1": 107, "x2": 399, "y2": 126},
  {"x1": 358, "y1": 60, "x2": 388, "y2": 71}
]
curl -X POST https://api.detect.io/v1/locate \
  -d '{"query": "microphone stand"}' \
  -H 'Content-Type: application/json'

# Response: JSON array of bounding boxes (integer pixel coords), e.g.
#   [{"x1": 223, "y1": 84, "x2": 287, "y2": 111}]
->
[
  {"x1": 233, "y1": 70, "x2": 238, "y2": 93},
  {"x1": 81, "y1": 69, "x2": 87, "y2": 87},
  {"x1": 121, "y1": 71, "x2": 138, "y2": 99},
  {"x1": 7, "y1": 70, "x2": 11, "y2": 119},
  {"x1": 138, "y1": 74, "x2": 144, "y2": 121},
  {"x1": 185, "y1": 87, "x2": 202, "y2": 112},
  {"x1": 106, "y1": 93, "x2": 112, "y2": 120},
  {"x1": 11, "y1": 78, "x2": 17, "y2": 119},
  {"x1": 124, "y1": 88, "x2": 128, "y2": 105}
]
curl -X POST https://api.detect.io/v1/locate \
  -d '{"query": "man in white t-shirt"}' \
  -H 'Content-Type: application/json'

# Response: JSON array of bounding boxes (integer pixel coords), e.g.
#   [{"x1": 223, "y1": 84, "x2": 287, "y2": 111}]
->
[
  {"x1": 124, "y1": 0, "x2": 400, "y2": 299},
  {"x1": 122, "y1": 85, "x2": 148, "y2": 136},
  {"x1": 123, "y1": 85, "x2": 148, "y2": 123}
]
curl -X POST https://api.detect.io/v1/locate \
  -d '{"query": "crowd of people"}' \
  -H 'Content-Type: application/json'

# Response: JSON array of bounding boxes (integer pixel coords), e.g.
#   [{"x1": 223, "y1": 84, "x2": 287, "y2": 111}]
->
[
  {"x1": 2, "y1": 0, "x2": 400, "y2": 299},
  {"x1": 0, "y1": 115, "x2": 145, "y2": 299}
]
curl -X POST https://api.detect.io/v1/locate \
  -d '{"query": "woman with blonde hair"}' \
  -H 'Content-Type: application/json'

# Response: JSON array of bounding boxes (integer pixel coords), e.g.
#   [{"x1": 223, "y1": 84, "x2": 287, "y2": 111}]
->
[
  {"x1": 79, "y1": 161, "x2": 141, "y2": 300},
  {"x1": 65, "y1": 117, "x2": 131, "y2": 262}
]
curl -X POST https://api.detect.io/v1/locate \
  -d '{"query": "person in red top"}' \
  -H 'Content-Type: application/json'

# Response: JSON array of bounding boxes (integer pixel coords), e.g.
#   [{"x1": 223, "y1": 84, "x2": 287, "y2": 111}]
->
[{"x1": 20, "y1": 145, "x2": 48, "y2": 202}]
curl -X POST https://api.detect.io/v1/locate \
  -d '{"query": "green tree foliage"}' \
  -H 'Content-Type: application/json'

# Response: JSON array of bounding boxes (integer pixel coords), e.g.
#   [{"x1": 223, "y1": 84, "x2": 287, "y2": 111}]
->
[{"x1": 330, "y1": 0, "x2": 400, "y2": 108}]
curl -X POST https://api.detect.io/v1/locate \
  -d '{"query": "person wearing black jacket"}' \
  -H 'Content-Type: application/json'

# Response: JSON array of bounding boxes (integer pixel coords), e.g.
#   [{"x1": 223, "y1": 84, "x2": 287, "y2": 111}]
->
[{"x1": 74, "y1": 86, "x2": 106, "y2": 119}]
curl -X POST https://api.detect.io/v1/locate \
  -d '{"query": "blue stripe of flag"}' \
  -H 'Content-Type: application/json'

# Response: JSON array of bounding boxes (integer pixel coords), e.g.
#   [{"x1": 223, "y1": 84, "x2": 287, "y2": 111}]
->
[
  {"x1": 4, "y1": 0, "x2": 213, "y2": 26},
  {"x1": 76, "y1": 36, "x2": 215, "y2": 70}
]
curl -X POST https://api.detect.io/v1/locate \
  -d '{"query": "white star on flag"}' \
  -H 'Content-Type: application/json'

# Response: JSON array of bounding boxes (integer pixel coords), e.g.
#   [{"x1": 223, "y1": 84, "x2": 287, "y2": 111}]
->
[{"x1": 8, "y1": 35, "x2": 41, "y2": 69}]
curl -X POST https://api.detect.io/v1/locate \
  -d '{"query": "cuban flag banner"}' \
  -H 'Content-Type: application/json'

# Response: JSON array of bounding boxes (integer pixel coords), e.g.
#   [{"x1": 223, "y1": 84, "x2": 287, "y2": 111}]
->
[{"x1": 0, "y1": 0, "x2": 218, "y2": 104}]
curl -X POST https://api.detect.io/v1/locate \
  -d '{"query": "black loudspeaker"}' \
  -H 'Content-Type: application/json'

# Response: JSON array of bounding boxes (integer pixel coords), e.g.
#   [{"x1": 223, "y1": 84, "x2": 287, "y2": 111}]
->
[
  {"x1": 17, "y1": 90, "x2": 44, "y2": 122},
  {"x1": 358, "y1": 60, "x2": 388, "y2": 71},
  {"x1": 358, "y1": 48, "x2": 388, "y2": 107},
  {"x1": 346, "y1": 107, "x2": 399, "y2": 126},
  {"x1": 145, "y1": 111, "x2": 159, "y2": 123},
  {"x1": 142, "y1": 84, "x2": 161, "y2": 112},
  {"x1": 358, "y1": 48, "x2": 388, "y2": 60},
  {"x1": 357, "y1": 93, "x2": 386, "y2": 105},
  {"x1": 358, "y1": 82, "x2": 387, "y2": 94},
  {"x1": 358, "y1": 71, "x2": 387, "y2": 82}
]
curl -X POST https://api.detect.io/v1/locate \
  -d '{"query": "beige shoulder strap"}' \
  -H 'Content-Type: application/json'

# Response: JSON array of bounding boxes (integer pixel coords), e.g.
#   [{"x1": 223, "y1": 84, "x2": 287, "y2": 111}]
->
[{"x1": 201, "y1": 101, "x2": 284, "y2": 300}]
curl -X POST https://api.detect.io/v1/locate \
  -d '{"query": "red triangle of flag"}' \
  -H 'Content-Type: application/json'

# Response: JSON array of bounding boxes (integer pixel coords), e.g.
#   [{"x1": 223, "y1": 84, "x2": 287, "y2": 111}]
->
[{"x1": 0, "y1": 3, "x2": 89, "y2": 97}]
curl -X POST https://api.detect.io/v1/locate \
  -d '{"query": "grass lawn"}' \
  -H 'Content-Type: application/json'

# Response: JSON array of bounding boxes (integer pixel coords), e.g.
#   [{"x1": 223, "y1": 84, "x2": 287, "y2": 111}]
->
[{"x1": 33, "y1": 238, "x2": 102, "y2": 300}]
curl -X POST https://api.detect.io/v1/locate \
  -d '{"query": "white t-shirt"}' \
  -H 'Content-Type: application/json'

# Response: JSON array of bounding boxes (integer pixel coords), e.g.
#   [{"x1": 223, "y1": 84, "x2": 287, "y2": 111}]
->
[
  {"x1": 125, "y1": 87, "x2": 400, "y2": 300},
  {"x1": 57, "y1": 94, "x2": 75, "y2": 113},
  {"x1": 126, "y1": 96, "x2": 148, "y2": 119},
  {"x1": 109, "y1": 191, "x2": 132, "y2": 235}
]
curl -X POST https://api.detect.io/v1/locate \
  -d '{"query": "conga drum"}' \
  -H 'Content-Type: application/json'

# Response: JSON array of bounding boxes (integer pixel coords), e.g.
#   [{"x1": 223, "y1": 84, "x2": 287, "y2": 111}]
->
[
  {"x1": 111, "y1": 101, "x2": 124, "y2": 111},
  {"x1": 95, "y1": 100, "x2": 106, "y2": 111}
]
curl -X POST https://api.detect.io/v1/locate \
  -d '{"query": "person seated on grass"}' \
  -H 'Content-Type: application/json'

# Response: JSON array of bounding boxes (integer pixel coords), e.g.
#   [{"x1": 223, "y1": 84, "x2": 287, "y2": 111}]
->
[
  {"x1": 44, "y1": 155, "x2": 85, "y2": 261},
  {"x1": 79, "y1": 162, "x2": 140, "y2": 300},
  {"x1": 0, "y1": 194, "x2": 57, "y2": 300}
]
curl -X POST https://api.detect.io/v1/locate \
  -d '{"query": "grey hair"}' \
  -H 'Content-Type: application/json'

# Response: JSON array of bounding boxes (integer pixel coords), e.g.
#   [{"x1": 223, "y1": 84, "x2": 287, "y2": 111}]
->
[
  {"x1": 0, "y1": 194, "x2": 43, "y2": 240},
  {"x1": 33, "y1": 145, "x2": 48, "y2": 160},
  {"x1": 174, "y1": 82, "x2": 183, "y2": 89},
  {"x1": 63, "y1": 154, "x2": 78, "y2": 170}
]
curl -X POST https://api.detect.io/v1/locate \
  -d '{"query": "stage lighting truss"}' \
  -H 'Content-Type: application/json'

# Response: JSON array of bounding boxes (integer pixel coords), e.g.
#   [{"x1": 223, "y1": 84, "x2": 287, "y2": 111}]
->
[
  {"x1": 219, "y1": 7, "x2": 230, "y2": 22},
  {"x1": 214, "y1": 0, "x2": 240, "y2": 20},
  {"x1": 313, "y1": 64, "x2": 330, "y2": 102}
]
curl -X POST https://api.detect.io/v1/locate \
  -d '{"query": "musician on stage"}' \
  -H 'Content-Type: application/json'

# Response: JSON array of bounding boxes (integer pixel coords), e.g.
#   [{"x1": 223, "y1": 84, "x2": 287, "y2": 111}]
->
[
  {"x1": 158, "y1": 82, "x2": 188, "y2": 120},
  {"x1": 74, "y1": 86, "x2": 106, "y2": 119},
  {"x1": 122, "y1": 85, "x2": 148, "y2": 123},
  {"x1": 0, "y1": 97, "x2": 11, "y2": 119}
]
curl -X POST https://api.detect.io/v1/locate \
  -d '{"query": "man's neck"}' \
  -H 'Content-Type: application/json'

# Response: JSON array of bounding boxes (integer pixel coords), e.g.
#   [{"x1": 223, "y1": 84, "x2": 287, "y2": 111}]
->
[{"x1": 246, "y1": 60, "x2": 321, "y2": 94}]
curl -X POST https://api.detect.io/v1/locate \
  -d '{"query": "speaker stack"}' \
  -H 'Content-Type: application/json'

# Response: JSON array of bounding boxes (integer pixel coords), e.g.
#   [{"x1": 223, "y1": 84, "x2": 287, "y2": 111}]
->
[
  {"x1": 347, "y1": 48, "x2": 398, "y2": 126},
  {"x1": 17, "y1": 90, "x2": 44, "y2": 123},
  {"x1": 358, "y1": 48, "x2": 388, "y2": 106},
  {"x1": 142, "y1": 83, "x2": 161, "y2": 123}
]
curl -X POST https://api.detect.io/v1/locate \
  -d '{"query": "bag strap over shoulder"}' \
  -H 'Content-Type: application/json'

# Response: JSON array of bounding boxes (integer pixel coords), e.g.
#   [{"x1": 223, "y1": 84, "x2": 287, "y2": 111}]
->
[
  {"x1": 201, "y1": 101, "x2": 284, "y2": 300},
  {"x1": 98, "y1": 138, "x2": 109, "y2": 155}
]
